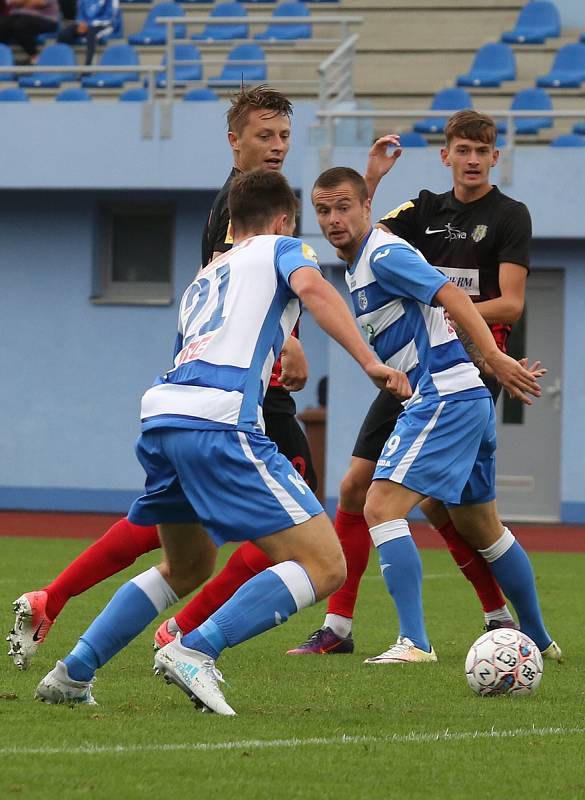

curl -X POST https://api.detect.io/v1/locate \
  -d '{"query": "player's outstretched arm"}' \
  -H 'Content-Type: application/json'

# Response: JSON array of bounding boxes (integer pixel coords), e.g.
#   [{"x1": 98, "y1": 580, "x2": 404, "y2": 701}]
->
[
  {"x1": 290, "y1": 267, "x2": 412, "y2": 400},
  {"x1": 364, "y1": 134, "x2": 402, "y2": 199},
  {"x1": 435, "y1": 282, "x2": 542, "y2": 405}
]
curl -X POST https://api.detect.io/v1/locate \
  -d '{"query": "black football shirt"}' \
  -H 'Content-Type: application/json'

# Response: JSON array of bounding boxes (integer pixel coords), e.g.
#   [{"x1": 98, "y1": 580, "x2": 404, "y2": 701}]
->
[{"x1": 379, "y1": 186, "x2": 531, "y2": 350}]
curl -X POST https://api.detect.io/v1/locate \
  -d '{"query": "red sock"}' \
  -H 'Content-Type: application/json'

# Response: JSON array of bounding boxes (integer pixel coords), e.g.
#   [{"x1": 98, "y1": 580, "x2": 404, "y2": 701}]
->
[
  {"x1": 326, "y1": 508, "x2": 371, "y2": 619},
  {"x1": 42, "y1": 518, "x2": 160, "y2": 620},
  {"x1": 437, "y1": 521, "x2": 506, "y2": 613},
  {"x1": 175, "y1": 541, "x2": 274, "y2": 633}
]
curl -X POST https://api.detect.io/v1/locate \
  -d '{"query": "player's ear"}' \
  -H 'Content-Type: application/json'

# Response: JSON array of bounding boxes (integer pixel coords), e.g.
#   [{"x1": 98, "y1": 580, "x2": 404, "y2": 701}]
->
[
  {"x1": 275, "y1": 213, "x2": 290, "y2": 235},
  {"x1": 491, "y1": 147, "x2": 500, "y2": 167},
  {"x1": 227, "y1": 130, "x2": 239, "y2": 153},
  {"x1": 440, "y1": 147, "x2": 451, "y2": 166}
]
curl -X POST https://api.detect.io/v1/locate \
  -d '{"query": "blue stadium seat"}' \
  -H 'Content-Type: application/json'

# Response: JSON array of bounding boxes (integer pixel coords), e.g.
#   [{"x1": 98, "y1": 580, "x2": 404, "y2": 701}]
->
[
  {"x1": 82, "y1": 44, "x2": 140, "y2": 88},
  {"x1": 0, "y1": 87, "x2": 28, "y2": 101},
  {"x1": 573, "y1": 121, "x2": 585, "y2": 135},
  {"x1": 536, "y1": 43, "x2": 585, "y2": 88},
  {"x1": 550, "y1": 134, "x2": 585, "y2": 147},
  {"x1": 19, "y1": 44, "x2": 77, "y2": 88},
  {"x1": 303, "y1": 0, "x2": 338, "y2": 3},
  {"x1": 413, "y1": 87, "x2": 472, "y2": 134},
  {"x1": 456, "y1": 43, "x2": 516, "y2": 87},
  {"x1": 183, "y1": 87, "x2": 220, "y2": 100},
  {"x1": 255, "y1": 2, "x2": 311, "y2": 41},
  {"x1": 156, "y1": 44, "x2": 202, "y2": 87},
  {"x1": 208, "y1": 44, "x2": 266, "y2": 84},
  {"x1": 0, "y1": 43, "x2": 15, "y2": 82},
  {"x1": 236, "y1": 0, "x2": 275, "y2": 4},
  {"x1": 398, "y1": 132, "x2": 428, "y2": 147},
  {"x1": 119, "y1": 87, "x2": 149, "y2": 100},
  {"x1": 496, "y1": 88, "x2": 553, "y2": 135},
  {"x1": 128, "y1": 2, "x2": 186, "y2": 45},
  {"x1": 56, "y1": 87, "x2": 92, "y2": 101},
  {"x1": 501, "y1": 1, "x2": 560, "y2": 44},
  {"x1": 191, "y1": 3, "x2": 248, "y2": 41}
]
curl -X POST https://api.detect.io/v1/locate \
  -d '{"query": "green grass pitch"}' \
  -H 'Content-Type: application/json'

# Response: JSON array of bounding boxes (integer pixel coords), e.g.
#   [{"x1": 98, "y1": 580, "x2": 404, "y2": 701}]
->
[{"x1": 0, "y1": 535, "x2": 583, "y2": 799}]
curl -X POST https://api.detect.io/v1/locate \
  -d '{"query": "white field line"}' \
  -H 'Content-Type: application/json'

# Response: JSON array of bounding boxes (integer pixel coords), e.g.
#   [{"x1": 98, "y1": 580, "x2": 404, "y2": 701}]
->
[{"x1": 0, "y1": 726, "x2": 583, "y2": 757}]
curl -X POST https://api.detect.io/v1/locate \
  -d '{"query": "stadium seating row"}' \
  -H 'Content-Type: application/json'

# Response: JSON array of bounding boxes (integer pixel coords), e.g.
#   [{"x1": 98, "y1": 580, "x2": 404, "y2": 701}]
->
[{"x1": 0, "y1": 41, "x2": 267, "y2": 87}]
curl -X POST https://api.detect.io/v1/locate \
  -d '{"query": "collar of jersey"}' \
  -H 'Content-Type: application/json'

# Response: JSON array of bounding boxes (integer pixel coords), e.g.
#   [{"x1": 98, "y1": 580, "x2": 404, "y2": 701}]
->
[{"x1": 347, "y1": 227, "x2": 374, "y2": 275}]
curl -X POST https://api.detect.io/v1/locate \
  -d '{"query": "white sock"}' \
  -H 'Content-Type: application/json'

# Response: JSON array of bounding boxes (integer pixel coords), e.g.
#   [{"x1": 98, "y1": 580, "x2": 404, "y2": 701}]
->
[
  {"x1": 484, "y1": 605, "x2": 514, "y2": 624},
  {"x1": 323, "y1": 613, "x2": 352, "y2": 638}
]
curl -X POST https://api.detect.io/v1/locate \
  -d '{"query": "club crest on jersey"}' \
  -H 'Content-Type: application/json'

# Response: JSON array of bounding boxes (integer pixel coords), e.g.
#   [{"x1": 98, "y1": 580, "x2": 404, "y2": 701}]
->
[
  {"x1": 471, "y1": 224, "x2": 488, "y2": 243},
  {"x1": 358, "y1": 289, "x2": 368, "y2": 311},
  {"x1": 301, "y1": 242, "x2": 319, "y2": 264}
]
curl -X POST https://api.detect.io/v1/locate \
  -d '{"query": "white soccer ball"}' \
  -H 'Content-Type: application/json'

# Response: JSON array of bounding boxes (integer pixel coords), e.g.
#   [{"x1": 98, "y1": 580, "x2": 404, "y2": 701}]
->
[{"x1": 465, "y1": 628, "x2": 543, "y2": 696}]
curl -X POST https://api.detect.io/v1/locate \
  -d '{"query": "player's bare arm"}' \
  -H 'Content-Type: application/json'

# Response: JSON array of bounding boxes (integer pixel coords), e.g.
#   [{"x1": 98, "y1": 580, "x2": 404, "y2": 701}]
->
[
  {"x1": 470, "y1": 262, "x2": 527, "y2": 324},
  {"x1": 290, "y1": 266, "x2": 412, "y2": 400},
  {"x1": 363, "y1": 134, "x2": 402, "y2": 200},
  {"x1": 278, "y1": 335, "x2": 308, "y2": 392},
  {"x1": 435, "y1": 281, "x2": 541, "y2": 404}
]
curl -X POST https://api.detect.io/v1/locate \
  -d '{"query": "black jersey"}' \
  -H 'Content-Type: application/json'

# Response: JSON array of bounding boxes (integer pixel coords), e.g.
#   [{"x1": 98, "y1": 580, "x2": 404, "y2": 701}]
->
[
  {"x1": 200, "y1": 168, "x2": 238, "y2": 268},
  {"x1": 379, "y1": 186, "x2": 531, "y2": 350}
]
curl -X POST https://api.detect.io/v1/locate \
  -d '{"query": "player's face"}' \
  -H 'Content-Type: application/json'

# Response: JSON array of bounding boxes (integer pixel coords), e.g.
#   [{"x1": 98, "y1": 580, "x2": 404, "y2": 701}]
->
[
  {"x1": 229, "y1": 109, "x2": 291, "y2": 173},
  {"x1": 441, "y1": 137, "x2": 499, "y2": 197},
  {"x1": 312, "y1": 182, "x2": 371, "y2": 259}
]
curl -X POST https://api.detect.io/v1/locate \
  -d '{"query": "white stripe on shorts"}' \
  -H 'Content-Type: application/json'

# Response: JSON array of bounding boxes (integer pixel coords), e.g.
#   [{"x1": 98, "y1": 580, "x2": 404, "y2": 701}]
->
[
  {"x1": 390, "y1": 401, "x2": 445, "y2": 483},
  {"x1": 237, "y1": 432, "x2": 311, "y2": 526}
]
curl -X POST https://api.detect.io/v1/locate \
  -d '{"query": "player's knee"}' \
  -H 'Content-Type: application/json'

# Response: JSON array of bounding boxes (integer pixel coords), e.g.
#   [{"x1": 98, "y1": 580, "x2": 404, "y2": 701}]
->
[{"x1": 339, "y1": 468, "x2": 369, "y2": 512}]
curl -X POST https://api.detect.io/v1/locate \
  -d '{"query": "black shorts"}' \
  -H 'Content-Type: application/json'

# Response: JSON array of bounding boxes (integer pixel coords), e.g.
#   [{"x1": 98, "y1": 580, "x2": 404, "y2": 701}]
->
[
  {"x1": 352, "y1": 377, "x2": 502, "y2": 464},
  {"x1": 263, "y1": 386, "x2": 318, "y2": 492},
  {"x1": 352, "y1": 390, "x2": 404, "y2": 463}
]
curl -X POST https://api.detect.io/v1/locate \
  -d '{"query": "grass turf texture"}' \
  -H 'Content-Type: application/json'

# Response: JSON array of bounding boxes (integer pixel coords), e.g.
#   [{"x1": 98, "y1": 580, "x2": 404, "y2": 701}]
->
[{"x1": 0, "y1": 536, "x2": 583, "y2": 800}]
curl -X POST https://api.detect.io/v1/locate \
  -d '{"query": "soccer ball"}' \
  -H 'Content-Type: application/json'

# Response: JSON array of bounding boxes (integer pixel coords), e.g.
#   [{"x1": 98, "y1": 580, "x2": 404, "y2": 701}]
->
[{"x1": 465, "y1": 628, "x2": 543, "y2": 696}]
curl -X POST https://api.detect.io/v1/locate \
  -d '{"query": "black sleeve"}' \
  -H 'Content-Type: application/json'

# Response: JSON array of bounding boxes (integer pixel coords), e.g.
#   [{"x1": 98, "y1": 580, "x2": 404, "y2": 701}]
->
[
  {"x1": 496, "y1": 201, "x2": 532, "y2": 270},
  {"x1": 209, "y1": 205, "x2": 233, "y2": 256},
  {"x1": 378, "y1": 197, "x2": 419, "y2": 244}
]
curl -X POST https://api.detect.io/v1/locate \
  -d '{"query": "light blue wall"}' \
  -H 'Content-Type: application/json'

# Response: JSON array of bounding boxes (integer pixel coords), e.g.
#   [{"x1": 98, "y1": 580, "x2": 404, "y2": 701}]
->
[
  {"x1": 0, "y1": 104, "x2": 584, "y2": 520},
  {"x1": 554, "y1": 0, "x2": 585, "y2": 27}
]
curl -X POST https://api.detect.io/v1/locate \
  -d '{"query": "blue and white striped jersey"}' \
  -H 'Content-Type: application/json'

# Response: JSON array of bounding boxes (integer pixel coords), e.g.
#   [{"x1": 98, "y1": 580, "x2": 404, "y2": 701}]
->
[
  {"x1": 346, "y1": 228, "x2": 490, "y2": 408},
  {"x1": 141, "y1": 235, "x2": 320, "y2": 432}
]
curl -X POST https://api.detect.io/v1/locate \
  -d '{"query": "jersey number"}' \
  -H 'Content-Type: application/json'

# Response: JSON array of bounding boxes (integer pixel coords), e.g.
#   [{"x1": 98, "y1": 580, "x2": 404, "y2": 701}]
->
[{"x1": 183, "y1": 264, "x2": 230, "y2": 344}]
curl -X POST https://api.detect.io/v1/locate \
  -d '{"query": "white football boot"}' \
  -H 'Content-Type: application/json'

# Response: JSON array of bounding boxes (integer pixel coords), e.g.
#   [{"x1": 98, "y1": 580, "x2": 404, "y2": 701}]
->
[
  {"x1": 364, "y1": 636, "x2": 438, "y2": 664},
  {"x1": 35, "y1": 660, "x2": 97, "y2": 705},
  {"x1": 154, "y1": 636, "x2": 236, "y2": 716}
]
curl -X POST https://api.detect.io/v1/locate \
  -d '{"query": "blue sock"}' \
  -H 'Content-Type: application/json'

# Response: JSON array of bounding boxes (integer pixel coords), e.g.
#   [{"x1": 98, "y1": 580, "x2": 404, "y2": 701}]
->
[
  {"x1": 182, "y1": 561, "x2": 316, "y2": 659},
  {"x1": 480, "y1": 528, "x2": 552, "y2": 651},
  {"x1": 64, "y1": 567, "x2": 177, "y2": 681},
  {"x1": 370, "y1": 519, "x2": 430, "y2": 652}
]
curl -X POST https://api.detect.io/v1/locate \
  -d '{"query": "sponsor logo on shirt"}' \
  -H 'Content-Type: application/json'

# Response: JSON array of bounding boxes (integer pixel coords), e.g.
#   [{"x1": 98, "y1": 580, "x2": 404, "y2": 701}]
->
[
  {"x1": 426, "y1": 223, "x2": 467, "y2": 240},
  {"x1": 471, "y1": 224, "x2": 488, "y2": 243},
  {"x1": 373, "y1": 247, "x2": 391, "y2": 263},
  {"x1": 438, "y1": 267, "x2": 480, "y2": 297},
  {"x1": 175, "y1": 332, "x2": 217, "y2": 366},
  {"x1": 358, "y1": 289, "x2": 368, "y2": 311}
]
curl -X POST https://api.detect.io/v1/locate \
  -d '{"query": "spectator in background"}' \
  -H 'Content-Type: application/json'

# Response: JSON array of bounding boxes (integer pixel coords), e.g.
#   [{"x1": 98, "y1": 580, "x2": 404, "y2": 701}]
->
[
  {"x1": 57, "y1": 0, "x2": 119, "y2": 64},
  {"x1": 0, "y1": 0, "x2": 58, "y2": 62}
]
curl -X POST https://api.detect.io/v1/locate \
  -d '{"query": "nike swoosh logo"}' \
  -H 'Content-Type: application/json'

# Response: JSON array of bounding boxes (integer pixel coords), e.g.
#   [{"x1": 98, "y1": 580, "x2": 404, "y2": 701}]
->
[
  {"x1": 425, "y1": 227, "x2": 446, "y2": 235},
  {"x1": 32, "y1": 622, "x2": 44, "y2": 642}
]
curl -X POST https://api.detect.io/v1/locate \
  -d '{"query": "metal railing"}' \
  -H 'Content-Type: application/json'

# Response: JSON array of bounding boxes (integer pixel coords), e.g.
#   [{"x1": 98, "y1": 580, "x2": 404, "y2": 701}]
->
[
  {"x1": 315, "y1": 108, "x2": 585, "y2": 183},
  {"x1": 3, "y1": 64, "x2": 160, "y2": 136},
  {"x1": 157, "y1": 14, "x2": 362, "y2": 135}
]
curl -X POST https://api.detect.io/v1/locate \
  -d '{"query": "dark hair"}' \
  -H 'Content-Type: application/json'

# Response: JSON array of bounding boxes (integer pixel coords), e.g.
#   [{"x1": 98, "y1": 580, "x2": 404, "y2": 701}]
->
[
  {"x1": 444, "y1": 110, "x2": 497, "y2": 147},
  {"x1": 228, "y1": 169, "x2": 298, "y2": 233},
  {"x1": 227, "y1": 85, "x2": 293, "y2": 135},
  {"x1": 312, "y1": 167, "x2": 369, "y2": 203}
]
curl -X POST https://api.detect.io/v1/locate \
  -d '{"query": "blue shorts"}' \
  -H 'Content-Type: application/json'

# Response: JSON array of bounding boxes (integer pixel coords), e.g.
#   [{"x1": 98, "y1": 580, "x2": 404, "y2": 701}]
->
[
  {"x1": 373, "y1": 396, "x2": 496, "y2": 506},
  {"x1": 128, "y1": 428, "x2": 323, "y2": 547}
]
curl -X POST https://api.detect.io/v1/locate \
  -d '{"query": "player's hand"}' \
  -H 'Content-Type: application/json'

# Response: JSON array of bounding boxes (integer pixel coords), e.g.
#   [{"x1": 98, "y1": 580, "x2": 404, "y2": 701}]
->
[
  {"x1": 518, "y1": 358, "x2": 547, "y2": 379},
  {"x1": 365, "y1": 134, "x2": 402, "y2": 184},
  {"x1": 487, "y1": 352, "x2": 542, "y2": 405},
  {"x1": 365, "y1": 363, "x2": 412, "y2": 400},
  {"x1": 278, "y1": 336, "x2": 308, "y2": 392}
]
